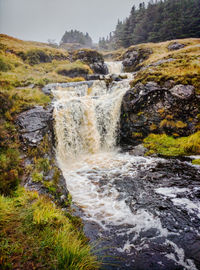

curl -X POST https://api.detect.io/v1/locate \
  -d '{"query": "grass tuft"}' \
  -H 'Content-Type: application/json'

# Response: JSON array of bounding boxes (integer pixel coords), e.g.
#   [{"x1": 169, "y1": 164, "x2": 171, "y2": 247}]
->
[
  {"x1": 143, "y1": 131, "x2": 200, "y2": 156},
  {"x1": 0, "y1": 187, "x2": 100, "y2": 269}
]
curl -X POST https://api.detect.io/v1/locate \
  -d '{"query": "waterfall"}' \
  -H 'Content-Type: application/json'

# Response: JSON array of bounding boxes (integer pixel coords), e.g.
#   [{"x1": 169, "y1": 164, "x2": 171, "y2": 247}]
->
[
  {"x1": 53, "y1": 74, "x2": 131, "y2": 162},
  {"x1": 105, "y1": 61, "x2": 123, "y2": 74}
]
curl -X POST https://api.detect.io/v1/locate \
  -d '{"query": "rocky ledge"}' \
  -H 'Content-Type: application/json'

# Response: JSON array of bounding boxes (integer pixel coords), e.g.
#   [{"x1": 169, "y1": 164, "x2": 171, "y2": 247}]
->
[
  {"x1": 122, "y1": 47, "x2": 152, "y2": 72},
  {"x1": 120, "y1": 82, "x2": 200, "y2": 146},
  {"x1": 72, "y1": 49, "x2": 108, "y2": 75},
  {"x1": 17, "y1": 106, "x2": 68, "y2": 203}
]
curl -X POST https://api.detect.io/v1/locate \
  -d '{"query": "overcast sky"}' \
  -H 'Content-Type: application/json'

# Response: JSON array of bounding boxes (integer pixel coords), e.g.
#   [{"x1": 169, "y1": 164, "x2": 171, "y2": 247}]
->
[{"x1": 0, "y1": 0, "x2": 149, "y2": 44}]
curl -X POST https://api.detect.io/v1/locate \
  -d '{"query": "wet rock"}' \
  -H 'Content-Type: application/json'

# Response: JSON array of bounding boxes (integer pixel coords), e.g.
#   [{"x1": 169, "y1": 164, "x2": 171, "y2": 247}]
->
[
  {"x1": 163, "y1": 80, "x2": 176, "y2": 89},
  {"x1": 168, "y1": 42, "x2": 185, "y2": 51},
  {"x1": 17, "y1": 106, "x2": 53, "y2": 146},
  {"x1": 120, "y1": 81, "x2": 199, "y2": 145},
  {"x1": 129, "y1": 144, "x2": 147, "y2": 156},
  {"x1": 17, "y1": 105, "x2": 68, "y2": 204},
  {"x1": 83, "y1": 158, "x2": 200, "y2": 270},
  {"x1": 86, "y1": 74, "x2": 101, "y2": 81},
  {"x1": 42, "y1": 81, "x2": 94, "y2": 95},
  {"x1": 110, "y1": 74, "x2": 122, "y2": 82},
  {"x1": 90, "y1": 62, "x2": 108, "y2": 75},
  {"x1": 122, "y1": 47, "x2": 152, "y2": 72},
  {"x1": 170, "y1": 84, "x2": 194, "y2": 100},
  {"x1": 72, "y1": 49, "x2": 108, "y2": 75}
]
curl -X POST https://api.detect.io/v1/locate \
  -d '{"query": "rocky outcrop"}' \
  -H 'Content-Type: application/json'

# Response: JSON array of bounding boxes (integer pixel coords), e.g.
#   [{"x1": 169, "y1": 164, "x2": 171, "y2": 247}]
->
[
  {"x1": 120, "y1": 82, "x2": 200, "y2": 145},
  {"x1": 17, "y1": 106, "x2": 68, "y2": 202},
  {"x1": 57, "y1": 67, "x2": 90, "y2": 79},
  {"x1": 17, "y1": 106, "x2": 53, "y2": 146},
  {"x1": 168, "y1": 42, "x2": 185, "y2": 51},
  {"x1": 141, "y1": 58, "x2": 175, "y2": 71},
  {"x1": 73, "y1": 49, "x2": 108, "y2": 75},
  {"x1": 122, "y1": 47, "x2": 152, "y2": 72}
]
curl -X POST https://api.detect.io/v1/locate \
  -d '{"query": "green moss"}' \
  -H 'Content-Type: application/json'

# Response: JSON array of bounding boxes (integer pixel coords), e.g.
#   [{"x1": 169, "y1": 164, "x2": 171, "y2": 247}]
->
[
  {"x1": 160, "y1": 119, "x2": 176, "y2": 129},
  {"x1": 160, "y1": 118, "x2": 187, "y2": 130},
  {"x1": 0, "y1": 149, "x2": 21, "y2": 195},
  {"x1": 132, "y1": 132, "x2": 143, "y2": 138},
  {"x1": 0, "y1": 187, "x2": 99, "y2": 269},
  {"x1": 31, "y1": 171, "x2": 43, "y2": 182},
  {"x1": 143, "y1": 131, "x2": 200, "y2": 156},
  {"x1": 0, "y1": 56, "x2": 12, "y2": 71},
  {"x1": 35, "y1": 158, "x2": 51, "y2": 173},
  {"x1": 175, "y1": 121, "x2": 187, "y2": 129},
  {"x1": 192, "y1": 159, "x2": 200, "y2": 165},
  {"x1": 150, "y1": 123, "x2": 157, "y2": 131}
]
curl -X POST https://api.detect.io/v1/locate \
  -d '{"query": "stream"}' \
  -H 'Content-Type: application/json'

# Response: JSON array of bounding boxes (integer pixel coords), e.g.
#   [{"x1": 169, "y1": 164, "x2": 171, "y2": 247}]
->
[{"x1": 52, "y1": 62, "x2": 200, "y2": 270}]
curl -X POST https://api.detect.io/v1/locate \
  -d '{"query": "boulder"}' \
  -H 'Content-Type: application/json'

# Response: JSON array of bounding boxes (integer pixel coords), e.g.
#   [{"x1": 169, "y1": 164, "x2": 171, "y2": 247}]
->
[
  {"x1": 90, "y1": 62, "x2": 108, "y2": 75},
  {"x1": 122, "y1": 47, "x2": 152, "y2": 72},
  {"x1": 170, "y1": 84, "x2": 194, "y2": 100},
  {"x1": 120, "y1": 82, "x2": 199, "y2": 146},
  {"x1": 168, "y1": 42, "x2": 185, "y2": 51},
  {"x1": 17, "y1": 106, "x2": 53, "y2": 146}
]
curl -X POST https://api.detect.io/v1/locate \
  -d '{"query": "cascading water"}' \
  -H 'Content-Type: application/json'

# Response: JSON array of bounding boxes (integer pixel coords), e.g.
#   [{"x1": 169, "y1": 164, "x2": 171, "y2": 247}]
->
[
  {"x1": 52, "y1": 62, "x2": 200, "y2": 270},
  {"x1": 105, "y1": 61, "x2": 123, "y2": 74}
]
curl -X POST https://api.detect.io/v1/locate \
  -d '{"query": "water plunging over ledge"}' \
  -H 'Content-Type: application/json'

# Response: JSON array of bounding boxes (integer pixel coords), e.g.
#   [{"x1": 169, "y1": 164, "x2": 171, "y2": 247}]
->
[{"x1": 52, "y1": 62, "x2": 200, "y2": 270}]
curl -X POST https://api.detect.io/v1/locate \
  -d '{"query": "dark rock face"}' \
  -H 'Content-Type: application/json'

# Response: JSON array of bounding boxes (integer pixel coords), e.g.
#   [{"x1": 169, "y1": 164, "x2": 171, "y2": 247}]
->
[
  {"x1": 122, "y1": 47, "x2": 152, "y2": 72},
  {"x1": 90, "y1": 62, "x2": 108, "y2": 75},
  {"x1": 120, "y1": 82, "x2": 200, "y2": 145},
  {"x1": 168, "y1": 42, "x2": 185, "y2": 51},
  {"x1": 73, "y1": 49, "x2": 108, "y2": 75},
  {"x1": 17, "y1": 106, "x2": 53, "y2": 146},
  {"x1": 17, "y1": 106, "x2": 68, "y2": 201}
]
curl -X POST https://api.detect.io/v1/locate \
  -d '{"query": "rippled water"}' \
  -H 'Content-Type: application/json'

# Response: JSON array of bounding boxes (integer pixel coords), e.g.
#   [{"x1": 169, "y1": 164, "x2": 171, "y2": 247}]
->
[{"x1": 53, "y1": 62, "x2": 200, "y2": 270}]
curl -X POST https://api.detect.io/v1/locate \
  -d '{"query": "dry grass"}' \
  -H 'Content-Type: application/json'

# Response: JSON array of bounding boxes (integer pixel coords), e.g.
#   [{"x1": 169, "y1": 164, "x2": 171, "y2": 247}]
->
[
  {"x1": 0, "y1": 35, "x2": 92, "y2": 89},
  {"x1": 130, "y1": 38, "x2": 200, "y2": 92},
  {"x1": 132, "y1": 38, "x2": 200, "y2": 65},
  {"x1": 0, "y1": 34, "x2": 69, "y2": 58}
]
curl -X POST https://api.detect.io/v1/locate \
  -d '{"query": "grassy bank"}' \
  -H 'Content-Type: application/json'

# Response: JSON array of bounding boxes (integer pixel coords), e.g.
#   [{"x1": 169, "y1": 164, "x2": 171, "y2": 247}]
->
[
  {"x1": 130, "y1": 38, "x2": 200, "y2": 93},
  {"x1": 0, "y1": 34, "x2": 92, "y2": 89},
  {"x1": 0, "y1": 187, "x2": 99, "y2": 270},
  {"x1": 143, "y1": 131, "x2": 200, "y2": 157}
]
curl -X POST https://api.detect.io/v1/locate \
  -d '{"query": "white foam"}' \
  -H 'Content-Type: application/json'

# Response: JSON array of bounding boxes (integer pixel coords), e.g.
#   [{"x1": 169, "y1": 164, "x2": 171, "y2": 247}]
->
[
  {"x1": 155, "y1": 187, "x2": 190, "y2": 198},
  {"x1": 172, "y1": 198, "x2": 200, "y2": 219},
  {"x1": 105, "y1": 61, "x2": 123, "y2": 74},
  {"x1": 165, "y1": 240, "x2": 198, "y2": 270}
]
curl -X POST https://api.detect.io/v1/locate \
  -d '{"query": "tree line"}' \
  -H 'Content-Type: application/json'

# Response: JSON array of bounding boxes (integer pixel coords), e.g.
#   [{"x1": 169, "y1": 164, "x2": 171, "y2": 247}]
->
[
  {"x1": 60, "y1": 30, "x2": 93, "y2": 46},
  {"x1": 99, "y1": 0, "x2": 200, "y2": 49}
]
